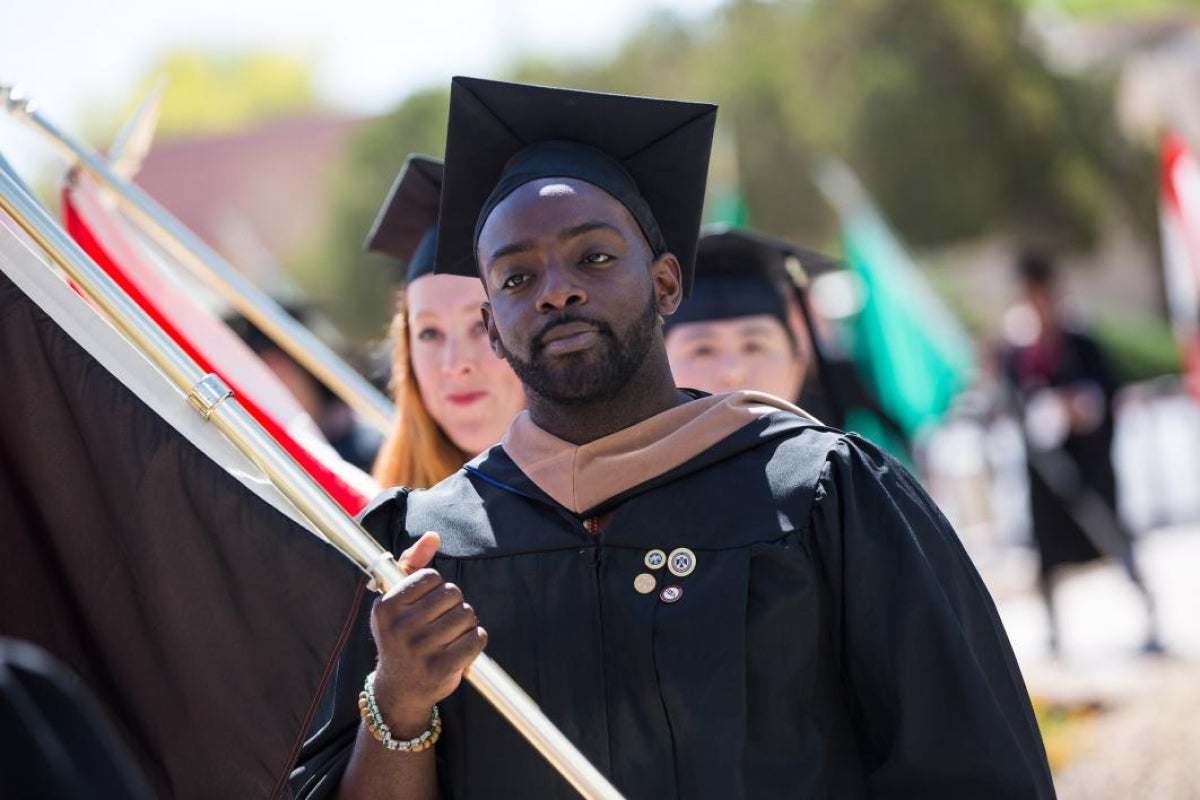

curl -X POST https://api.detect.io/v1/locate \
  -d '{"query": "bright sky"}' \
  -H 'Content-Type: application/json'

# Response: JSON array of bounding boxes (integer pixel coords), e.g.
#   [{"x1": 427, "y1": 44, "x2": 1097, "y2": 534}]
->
[{"x1": 0, "y1": 0, "x2": 725, "y2": 179}]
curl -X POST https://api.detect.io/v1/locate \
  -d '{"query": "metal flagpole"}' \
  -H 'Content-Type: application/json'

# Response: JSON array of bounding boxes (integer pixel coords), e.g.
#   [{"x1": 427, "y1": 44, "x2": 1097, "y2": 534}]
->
[
  {"x1": 0, "y1": 162, "x2": 623, "y2": 800},
  {"x1": 0, "y1": 83, "x2": 395, "y2": 434}
]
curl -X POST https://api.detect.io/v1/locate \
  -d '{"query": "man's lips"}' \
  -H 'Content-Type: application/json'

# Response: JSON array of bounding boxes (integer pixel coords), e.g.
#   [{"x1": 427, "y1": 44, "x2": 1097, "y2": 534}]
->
[{"x1": 538, "y1": 321, "x2": 601, "y2": 355}]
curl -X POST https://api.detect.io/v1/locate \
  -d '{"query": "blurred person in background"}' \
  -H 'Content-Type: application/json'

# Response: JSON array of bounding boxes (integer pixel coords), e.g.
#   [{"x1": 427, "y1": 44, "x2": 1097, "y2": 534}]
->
[
  {"x1": 999, "y1": 250, "x2": 1162, "y2": 657},
  {"x1": 228, "y1": 304, "x2": 384, "y2": 472},
  {"x1": 666, "y1": 227, "x2": 906, "y2": 449},
  {"x1": 366, "y1": 155, "x2": 525, "y2": 489},
  {"x1": 664, "y1": 227, "x2": 812, "y2": 402}
]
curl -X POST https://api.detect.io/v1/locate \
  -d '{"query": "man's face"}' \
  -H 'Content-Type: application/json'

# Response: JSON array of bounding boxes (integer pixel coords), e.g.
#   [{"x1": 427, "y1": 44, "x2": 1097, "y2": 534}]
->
[{"x1": 476, "y1": 179, "x2": 680, "y2": 404}]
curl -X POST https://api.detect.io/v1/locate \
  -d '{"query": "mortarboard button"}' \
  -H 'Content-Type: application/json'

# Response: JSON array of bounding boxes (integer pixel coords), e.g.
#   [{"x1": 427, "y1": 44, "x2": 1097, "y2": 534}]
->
[
  {"x1": 634, "y1": 573, "x2": 657, "y2": 594},
  {"x1": 644, "y1": 549, "x2": 666, "y2": 570},
  {"x1": 660, "y1": 585, "x2": 683, "y2": 604},
  {"x1": 667, "y1": 547, "x2": 696, "y2": 578}
]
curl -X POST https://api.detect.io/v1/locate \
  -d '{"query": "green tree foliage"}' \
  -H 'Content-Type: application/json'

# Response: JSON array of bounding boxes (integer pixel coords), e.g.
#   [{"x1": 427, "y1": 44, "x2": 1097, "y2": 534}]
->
[
  {"x1": 91, "y1": 49, "x2": 320, "y2": 142},
  {"x1": 293, "y1": 89, "x2": 450, "y2": 341},
  {"x1": 311, "y1": 0, "x2": 1162, "y2": 343}
]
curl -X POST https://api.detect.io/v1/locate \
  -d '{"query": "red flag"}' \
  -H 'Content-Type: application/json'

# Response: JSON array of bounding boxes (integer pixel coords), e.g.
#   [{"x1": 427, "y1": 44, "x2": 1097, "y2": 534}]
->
[
  {"x1": 62, "y1": 177, "x2": 377, "y2": 512},
  {"x1": 1160, "y1": 132, "x2": 1200, "y2": 401}
]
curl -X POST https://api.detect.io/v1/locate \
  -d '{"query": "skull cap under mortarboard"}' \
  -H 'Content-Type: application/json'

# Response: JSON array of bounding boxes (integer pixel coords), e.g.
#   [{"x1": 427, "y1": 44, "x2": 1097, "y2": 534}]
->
[
  {"x1": 435, "y1": 76, "x2": 717, "y2": 296},
  {"x1": 365, "y1": 154, "x2": 443, "y2": 284}
]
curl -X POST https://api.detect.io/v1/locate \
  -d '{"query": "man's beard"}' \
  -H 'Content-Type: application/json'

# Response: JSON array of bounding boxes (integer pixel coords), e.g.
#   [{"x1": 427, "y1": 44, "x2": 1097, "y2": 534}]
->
[{"x1": 496, "y1": 293, "x2": 659, "y2": 405}]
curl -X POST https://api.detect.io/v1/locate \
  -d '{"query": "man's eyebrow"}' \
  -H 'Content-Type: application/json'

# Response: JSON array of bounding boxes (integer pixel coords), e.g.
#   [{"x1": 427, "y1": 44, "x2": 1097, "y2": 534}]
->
[
  {"x1": 560, "y1": 220, "x2": 620, "y2": 242},
  {"x1": 486, "y1": 220, "x2": 620, "y2": 267},
  {"x1": 487, "y1": 239, "x2": 537, "y2": 266}
]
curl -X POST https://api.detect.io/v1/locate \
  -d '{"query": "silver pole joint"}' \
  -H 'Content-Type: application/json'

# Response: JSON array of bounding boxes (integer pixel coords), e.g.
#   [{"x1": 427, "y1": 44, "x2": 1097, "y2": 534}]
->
[{"x1": 186, "y1": 374, "x2": 234, "y2": 420}]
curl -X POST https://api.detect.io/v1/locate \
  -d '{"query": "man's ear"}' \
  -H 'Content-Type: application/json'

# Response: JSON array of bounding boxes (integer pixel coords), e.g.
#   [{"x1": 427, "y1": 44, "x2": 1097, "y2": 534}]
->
[
  {"x1": 651, "y1": 252, "x2": 684, "y2": 316},
  {"x1": 481, "y1": 302, "x2": 503, "y2": 357}
]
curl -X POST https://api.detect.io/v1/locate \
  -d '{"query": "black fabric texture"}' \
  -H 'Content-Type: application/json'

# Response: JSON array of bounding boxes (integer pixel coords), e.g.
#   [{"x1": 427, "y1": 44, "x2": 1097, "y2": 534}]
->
[
  {"x1": 0, "y1": 269, "x2": 364, "y2": 799},
  {"x1": 291, "y1": 409, "x2": 1054, "y2": 799}
]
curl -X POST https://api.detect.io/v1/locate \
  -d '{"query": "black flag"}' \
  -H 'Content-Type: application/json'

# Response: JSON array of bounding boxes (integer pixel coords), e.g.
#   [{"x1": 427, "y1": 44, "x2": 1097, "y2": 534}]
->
[{"x1": 0, "y1": 216, "x2": 364, "y2": 797}]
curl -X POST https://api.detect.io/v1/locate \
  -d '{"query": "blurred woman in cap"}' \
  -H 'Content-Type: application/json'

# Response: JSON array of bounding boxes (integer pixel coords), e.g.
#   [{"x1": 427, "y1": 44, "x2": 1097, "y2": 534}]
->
[{"x1": 366, "y1": 155, "x2": 524, "y2": 488}]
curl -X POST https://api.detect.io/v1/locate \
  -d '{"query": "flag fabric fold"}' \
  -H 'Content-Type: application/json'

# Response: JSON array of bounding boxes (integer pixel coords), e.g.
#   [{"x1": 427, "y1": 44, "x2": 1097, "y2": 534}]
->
[
  {"x1": 0, "y1": 209, "x2": 365, "y2": 799},
  {"x1": 62, "y1": 176, "x2": 378, "y2": 512},
  {"x1": 826, "y1": 167, "x2": 975, "y2": 443}
]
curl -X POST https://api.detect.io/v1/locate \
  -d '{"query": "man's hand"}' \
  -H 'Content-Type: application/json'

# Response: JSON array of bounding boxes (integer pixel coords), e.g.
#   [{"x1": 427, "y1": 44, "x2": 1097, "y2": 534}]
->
[{"x1": 370, "y1": 532, "x2": 488, "y2": 736}]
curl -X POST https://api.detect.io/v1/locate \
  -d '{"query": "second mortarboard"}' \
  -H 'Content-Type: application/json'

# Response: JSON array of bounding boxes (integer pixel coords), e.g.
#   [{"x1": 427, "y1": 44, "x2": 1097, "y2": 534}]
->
[
  {"x1": 364, "y1": 154, "x2": 444, "y2": 283},
  {"x1": 435, "y1": 76, "x2": 717, "y2": 295},
  {"x1": 666, "y1": 225, "x2": 839, "y2": 329}
]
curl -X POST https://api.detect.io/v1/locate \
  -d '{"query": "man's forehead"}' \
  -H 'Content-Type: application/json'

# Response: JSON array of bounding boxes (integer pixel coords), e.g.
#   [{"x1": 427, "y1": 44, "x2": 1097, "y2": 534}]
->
[{"x1": 478, "y1": 178, "x2": 640, "y2": 243}]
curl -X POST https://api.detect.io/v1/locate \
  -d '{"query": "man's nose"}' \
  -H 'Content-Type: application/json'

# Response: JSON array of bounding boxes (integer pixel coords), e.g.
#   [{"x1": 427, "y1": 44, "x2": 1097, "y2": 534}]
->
[{"x1": 536, "y1": 263, "x2": 587, "y2": 313}]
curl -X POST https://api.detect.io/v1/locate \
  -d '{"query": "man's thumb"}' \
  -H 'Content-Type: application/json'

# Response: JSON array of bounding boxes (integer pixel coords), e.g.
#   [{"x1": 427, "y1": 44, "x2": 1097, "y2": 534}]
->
[{"x1": 397, "y1": 531, "x2": 441, "y2": 576}]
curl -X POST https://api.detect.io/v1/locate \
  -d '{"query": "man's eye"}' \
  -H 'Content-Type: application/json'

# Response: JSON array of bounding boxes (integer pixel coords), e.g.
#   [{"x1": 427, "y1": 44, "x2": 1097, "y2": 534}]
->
[
  {"x1": 690, "y1": 345, "x2": 715, "y2": 358},
  {"x1": 501, "y1": 274, "x2": 527, "y2": 290},
  {"x1": 582, "y1": 252, "x2": 614, "y2": 264}
]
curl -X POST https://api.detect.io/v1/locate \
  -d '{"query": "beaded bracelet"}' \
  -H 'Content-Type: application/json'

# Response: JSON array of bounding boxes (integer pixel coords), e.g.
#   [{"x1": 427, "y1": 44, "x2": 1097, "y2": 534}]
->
[{"x1": 358, "y1": 670, "x2": 442, "y2": 753}]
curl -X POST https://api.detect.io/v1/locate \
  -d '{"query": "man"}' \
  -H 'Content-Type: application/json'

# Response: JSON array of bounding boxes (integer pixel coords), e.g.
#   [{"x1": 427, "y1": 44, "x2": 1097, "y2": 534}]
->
[
  {"x1": 292, "y1": 77, "x2": 1054, "y2": 799},
  {"x1": 999, "y1": 251, "x2": 1161, "y2": 657}
]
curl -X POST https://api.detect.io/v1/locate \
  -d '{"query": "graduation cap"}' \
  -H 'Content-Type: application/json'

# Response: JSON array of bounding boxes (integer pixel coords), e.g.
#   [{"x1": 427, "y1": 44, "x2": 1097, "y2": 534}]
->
[
  {"x1": 364, "y1": 154, "x2": 444, "y2": 283},
  {"x1": 435, "y1": 76, "x2": 717, "y2": 295},
  {"x1": 666, "y1": 225, "x2": 839, "y2": 329}
]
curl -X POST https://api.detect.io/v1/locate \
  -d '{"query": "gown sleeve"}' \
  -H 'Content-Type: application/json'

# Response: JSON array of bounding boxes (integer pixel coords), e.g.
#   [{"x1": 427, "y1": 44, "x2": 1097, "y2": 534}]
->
[
  {"x1": 809, "y1": 435, "x2": 1057, "y2": 799},
  {"x1": 288, "y1": 489, "x2": 411, "y2": 799}
]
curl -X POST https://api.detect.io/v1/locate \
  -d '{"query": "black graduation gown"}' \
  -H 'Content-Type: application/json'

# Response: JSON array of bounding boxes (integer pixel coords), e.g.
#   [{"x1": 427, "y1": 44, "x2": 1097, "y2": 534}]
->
[
  {"x1": 291, "y1": 412, "x2": 1054, "y2": 799},
  {"x1": 1001, "y1": 328, "x2": 1129, "y2": 575}
]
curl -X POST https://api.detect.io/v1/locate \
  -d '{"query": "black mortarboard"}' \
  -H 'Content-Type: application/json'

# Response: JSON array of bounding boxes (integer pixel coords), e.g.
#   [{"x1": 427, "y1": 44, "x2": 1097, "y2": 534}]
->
[
  {"x1": 435, "y1": 76, "x2": 717, "y2": 295},
  {"x1": 365, "y1": 155, "x2": 444, "y2": 283},
  {"x1": 666, "y1": 225, "x2": 839, "y2": 329}
]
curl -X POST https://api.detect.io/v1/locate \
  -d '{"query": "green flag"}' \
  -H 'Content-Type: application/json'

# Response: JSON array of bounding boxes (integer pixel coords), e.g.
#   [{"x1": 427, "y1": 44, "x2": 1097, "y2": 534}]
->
[{"x1": 818, "y1": 160, "x2": 975, "y2": 441}]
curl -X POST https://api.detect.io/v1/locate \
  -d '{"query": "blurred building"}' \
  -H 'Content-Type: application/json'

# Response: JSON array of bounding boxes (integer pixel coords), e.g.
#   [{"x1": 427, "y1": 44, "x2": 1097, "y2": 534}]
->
[{"x1": 134, "y1": 112, "x2": 366, "y2": 291}]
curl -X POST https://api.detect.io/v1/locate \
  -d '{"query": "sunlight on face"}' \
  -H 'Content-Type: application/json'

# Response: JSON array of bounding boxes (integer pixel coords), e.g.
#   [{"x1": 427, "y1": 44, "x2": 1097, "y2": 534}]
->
[
  {"x1": 665, "y1": 314, "x2": 804, "y2": 400},
  {"x1": 407, "y1": 274, "x2": 525, "y2": 454},
  {"x1": 537, "y1": 182, "x2": 576, "y2": 198}
]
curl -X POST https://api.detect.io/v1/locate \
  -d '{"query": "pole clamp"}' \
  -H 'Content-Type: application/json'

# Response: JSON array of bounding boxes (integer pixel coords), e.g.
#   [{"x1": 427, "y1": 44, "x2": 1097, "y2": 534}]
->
[{"x1": 187, "y1": 374, "x2": 233, "y2": 420}]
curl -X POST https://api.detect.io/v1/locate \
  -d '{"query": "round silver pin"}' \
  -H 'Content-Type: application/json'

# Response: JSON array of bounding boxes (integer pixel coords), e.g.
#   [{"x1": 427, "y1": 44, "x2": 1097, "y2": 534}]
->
[
  {"x1": 633, "y1": 573, "x2": 657, "y2": 594},
  {"x1": 644, "y1": 549, "x2": 667, "y2": 570},
  {"x1": 667, "y1": 547, "x2": 696, "y2": 577},
  {"x1": 660, "y1": 584, "x2": 683, "y2": 603}
]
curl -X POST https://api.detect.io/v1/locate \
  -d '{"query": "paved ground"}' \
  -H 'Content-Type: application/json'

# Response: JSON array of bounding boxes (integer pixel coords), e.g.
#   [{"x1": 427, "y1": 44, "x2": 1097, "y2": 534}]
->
[{"x1": 986, "y1": 525, "x2": 1200, "y2": 798}]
